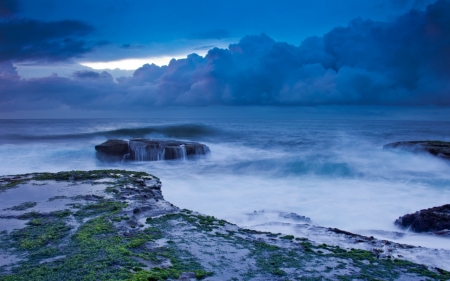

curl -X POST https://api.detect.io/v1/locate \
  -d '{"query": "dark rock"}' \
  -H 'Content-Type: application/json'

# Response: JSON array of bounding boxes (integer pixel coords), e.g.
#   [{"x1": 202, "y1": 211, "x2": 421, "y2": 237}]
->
[
  {"x1": 383, "y1": 141, "x2": 450, "y2": 159},
  {"x1": 95, "y1": 138, "x2": 210, "y2": 162},
  {"x1": 129, "y1": 139, "x2": 165, "y2": 161},
  {"x1": 95, "y1": 139, "x2": 129, "y2": 162},
  {"x1": 279, "y1": 212, "x2": 311, "y2": 222},
  {"x1": 95, "y1": 139, "x2": 129, "y2": 155},
  {"x1": 394, "y1": 204, "x2": 450, "y2": 234}
]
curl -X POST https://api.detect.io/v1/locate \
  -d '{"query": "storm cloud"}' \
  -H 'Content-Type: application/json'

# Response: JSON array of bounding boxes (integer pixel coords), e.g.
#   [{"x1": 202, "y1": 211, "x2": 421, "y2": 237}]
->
[
  {"x1": 0, "y1": 0, "x2": 95, "y2": 62},
  {"x1": 189, "y1": 29, "x2": 231, "y2": 40},
  {"x1": 1, "y1": 0, "x2": 450, "y2": 111},
  {"x1": 0, "y1": 0, "x2": 19, "y2": 17}
]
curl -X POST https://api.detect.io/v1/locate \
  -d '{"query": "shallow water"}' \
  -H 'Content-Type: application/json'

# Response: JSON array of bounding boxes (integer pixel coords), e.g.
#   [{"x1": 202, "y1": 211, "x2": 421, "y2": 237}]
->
[
  {"x1": 0, "y1": 118, "x2": 449, "y2": 251},
  {"x1": 0, "y1": 181, "x2": 110, "y2": 212}
]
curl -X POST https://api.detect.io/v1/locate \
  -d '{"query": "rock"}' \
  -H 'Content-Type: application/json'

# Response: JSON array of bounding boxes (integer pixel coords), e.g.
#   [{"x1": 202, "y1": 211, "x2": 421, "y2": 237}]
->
[
  {"x1": 95, "y1": 138, "x2": 210, "y2": 162},
  {"x1": 383, "y1": 141, "x2": 450, "y2": 159},
  {"x1": 1, "y1": 170, "x2": 450, "y2": 280},
  {"x1": 177, "y1": 272, "x2": 196, "y2": 281},
  {"x1": 95, "y1": 139, "x2": 129, "y2": 162},
  {"x1": 394, "y1": 204, "x2": 450, "y2": 234},
  {"x1": 95, "y1": 139, "x2": 129, "y2": 155}
]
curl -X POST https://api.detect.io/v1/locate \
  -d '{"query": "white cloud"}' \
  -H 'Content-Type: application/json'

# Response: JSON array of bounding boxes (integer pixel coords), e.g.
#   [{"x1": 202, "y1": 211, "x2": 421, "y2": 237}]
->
[{"x1": 80, "y1": 56, "x2": 187, "y2": 70}]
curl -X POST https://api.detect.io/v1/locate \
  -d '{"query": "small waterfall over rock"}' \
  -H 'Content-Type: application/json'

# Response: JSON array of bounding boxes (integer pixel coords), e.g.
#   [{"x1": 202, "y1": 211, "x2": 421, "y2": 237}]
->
[
  {"x1": 181, "y1": 145, "x2": 187, "y2": 159},
  {"x1": 95, "y1": 138, "x2": 210, "y2": 162},
  {"x1": 129, "y1": 140, "x2": 165, "y2": 161},
  {"x1": 164, "y1": 144, "x2": 187, "y2": 160}
]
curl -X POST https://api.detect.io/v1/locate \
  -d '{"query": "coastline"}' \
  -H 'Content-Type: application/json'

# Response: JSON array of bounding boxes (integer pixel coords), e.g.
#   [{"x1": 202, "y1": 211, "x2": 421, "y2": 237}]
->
[{"x1": 0, "y1": 170, "x2": 449, "y2": 280}]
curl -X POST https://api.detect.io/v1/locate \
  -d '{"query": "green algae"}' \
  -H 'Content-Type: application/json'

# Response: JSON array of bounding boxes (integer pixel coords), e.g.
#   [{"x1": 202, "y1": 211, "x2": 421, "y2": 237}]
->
[
  {"x1": 8, "y1": 214, "x2": 72, "y2": 251},
  {"x1": 0, "y1": 171, "x2": 210, "y2": 281},
  {"x1": 7, "y1": 202, "x2": 37, "y2": 211},
  {"x1": 73, "y1": 199, "x2": 128, "y2": 218},
  {"x1": 0, "y1": 170, "x2": 157, "y2": 193},
  {"x1": 130, "y1": 268, "x2": 212, "y2": 281},
  {"x1": 0, "y1": 178, "x2": 28, "y2": 191},
  {"x1": 146, "y1": 210, "x2": 450, "y2": 281}
]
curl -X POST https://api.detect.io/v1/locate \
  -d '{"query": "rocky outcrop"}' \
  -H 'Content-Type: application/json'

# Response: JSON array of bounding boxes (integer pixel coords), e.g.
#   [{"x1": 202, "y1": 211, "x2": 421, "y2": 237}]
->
[
  {"x1": 1, "y1": 170, "x2": 450, "y2": 280},
  {"x1": 94, "y1": 139, "x2": 130, "y2": 161},
  {"x1": 95, "y1": 138, "x2": 210, "y2": 162},
  {"x1": 383, "y1": 141, "x2": 450, "y2": 159},
  {"x1": 394, "y1": 204, "x2": 450, "y2": 235}
]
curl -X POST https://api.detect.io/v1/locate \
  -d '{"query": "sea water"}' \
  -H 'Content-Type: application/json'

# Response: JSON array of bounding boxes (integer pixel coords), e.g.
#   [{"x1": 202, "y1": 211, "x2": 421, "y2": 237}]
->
[{"x1": 0, "y1": 118, "x2": 449, "y2": 252}]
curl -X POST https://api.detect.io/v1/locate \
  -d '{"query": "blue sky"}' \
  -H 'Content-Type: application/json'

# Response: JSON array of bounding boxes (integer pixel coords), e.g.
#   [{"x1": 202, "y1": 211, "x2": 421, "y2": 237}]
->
[{"x1": 1, "y1": 0, "x2": 449, "y2": 118}]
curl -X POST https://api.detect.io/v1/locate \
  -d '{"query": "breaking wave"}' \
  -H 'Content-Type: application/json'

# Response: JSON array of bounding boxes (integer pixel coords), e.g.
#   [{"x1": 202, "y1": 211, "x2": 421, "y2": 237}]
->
[{"x1": 0, "y1": 124, "x2": 223, "y2": 143}]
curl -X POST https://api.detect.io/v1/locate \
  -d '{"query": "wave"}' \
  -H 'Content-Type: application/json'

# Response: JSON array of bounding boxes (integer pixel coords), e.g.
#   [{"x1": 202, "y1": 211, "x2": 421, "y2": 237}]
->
[{"x1": 0, "y1": 124, "x2": 222, "y2": 143}]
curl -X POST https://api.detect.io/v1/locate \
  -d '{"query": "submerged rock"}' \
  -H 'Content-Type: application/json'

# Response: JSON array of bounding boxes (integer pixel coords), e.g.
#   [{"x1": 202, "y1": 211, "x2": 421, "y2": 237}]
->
[
  {"x1": 383, "y1": 140, "x2": 450, "y2": 159},
  {"x1": 395, "y1": 204, "x2": 450, "y2": 234},
  {"x1": 95, "y1": 138, "x2": 210, "y2": 162}
]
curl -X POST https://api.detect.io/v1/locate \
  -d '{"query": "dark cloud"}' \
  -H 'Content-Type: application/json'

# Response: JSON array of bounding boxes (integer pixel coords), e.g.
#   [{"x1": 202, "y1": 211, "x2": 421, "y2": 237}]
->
[
  {"x1": 0, "y1": 60, "x2": 18, "y2": 77},
  {"x1": 1, "y1": 0, "x2": 450, "y2": 111},
  {"x1": 120, "y1": 44, "x2": 144, "y2": 49},
  {"x1": 72, "y1": 70, "x2": 113, "y2": 82},
  {"x1": 193, "y1": 45, "x2": 217, "y2": 50},
  {"x1": 391, "y1": 0, "x2": 435, "y2": 8},
  {"x1": 0, "y1": 0, "x2": 20, "y2": 17},
  {"x1": 189, "y1": 29, "x2": 231, "y2": 40},
  {"x1": 0, "y1": 19, "x2": 95, "y2": 62},
  {"x1": 0, "y1": 0, "x2": 96, "y2": 62}
]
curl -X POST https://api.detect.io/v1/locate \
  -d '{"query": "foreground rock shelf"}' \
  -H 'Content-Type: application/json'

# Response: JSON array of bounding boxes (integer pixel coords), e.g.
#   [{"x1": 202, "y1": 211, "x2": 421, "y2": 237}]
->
[
  {"x1": 0, "y1": 170, "x2": 449, "y2": 280},
  {"x1": 383, "y1": 140, "x2": 450, "y2": 159},
  {"x1": 95, "y1": 139, "x2": 210, "y2": 162}
]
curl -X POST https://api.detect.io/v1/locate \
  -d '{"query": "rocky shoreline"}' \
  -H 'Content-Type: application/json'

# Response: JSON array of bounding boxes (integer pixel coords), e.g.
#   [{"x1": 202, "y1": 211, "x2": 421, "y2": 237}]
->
[{"x1": 0, "y1": 170, "x2": 449, "y2": 280}]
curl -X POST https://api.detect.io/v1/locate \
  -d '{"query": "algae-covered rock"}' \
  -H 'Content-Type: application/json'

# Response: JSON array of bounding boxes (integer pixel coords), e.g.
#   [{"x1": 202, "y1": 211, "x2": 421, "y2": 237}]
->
[{"x1": 0, "y1": 170, "x2": 449, "y2": 281}]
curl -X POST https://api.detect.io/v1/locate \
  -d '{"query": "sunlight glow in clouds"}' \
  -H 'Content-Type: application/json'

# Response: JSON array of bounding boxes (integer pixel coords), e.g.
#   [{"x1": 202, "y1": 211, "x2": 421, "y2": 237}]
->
[
  {"x1": 80, "y1": 41, "x2": 229, "y2": 70},
  {"x1": 80, "y1": 56, "x2": 187, "y2": 70}
]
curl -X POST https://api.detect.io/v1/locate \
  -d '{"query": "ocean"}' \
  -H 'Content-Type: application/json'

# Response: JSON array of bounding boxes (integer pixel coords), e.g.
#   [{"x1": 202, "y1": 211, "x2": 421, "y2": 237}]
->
[{"x1": 0, "y1": 118, "x2": 449, "y2": 251}]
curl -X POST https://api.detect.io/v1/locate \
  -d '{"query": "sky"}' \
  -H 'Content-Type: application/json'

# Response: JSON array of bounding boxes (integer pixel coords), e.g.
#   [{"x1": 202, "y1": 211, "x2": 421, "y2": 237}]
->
[{"x1": 1, "y1": 0, "x2": 450, "y2": 118}]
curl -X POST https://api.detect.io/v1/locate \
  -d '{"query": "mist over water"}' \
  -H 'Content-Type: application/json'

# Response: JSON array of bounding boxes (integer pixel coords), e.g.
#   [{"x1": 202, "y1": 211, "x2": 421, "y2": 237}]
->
[{"x1": 1, "y1": 118, "x2": 450, "y2": 250}]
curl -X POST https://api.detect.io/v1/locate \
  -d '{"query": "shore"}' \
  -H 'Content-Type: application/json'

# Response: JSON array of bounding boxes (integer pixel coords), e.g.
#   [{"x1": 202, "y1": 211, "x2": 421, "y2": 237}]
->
[{"x1": 0, "y1": 170, "x2": 449, "y2": 281}]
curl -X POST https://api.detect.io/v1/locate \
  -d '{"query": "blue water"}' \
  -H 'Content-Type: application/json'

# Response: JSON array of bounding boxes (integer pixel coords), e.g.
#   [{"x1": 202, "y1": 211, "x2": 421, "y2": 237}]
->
[{"x1": 1, "y1": 118, "x2": 450, "y2": 249}]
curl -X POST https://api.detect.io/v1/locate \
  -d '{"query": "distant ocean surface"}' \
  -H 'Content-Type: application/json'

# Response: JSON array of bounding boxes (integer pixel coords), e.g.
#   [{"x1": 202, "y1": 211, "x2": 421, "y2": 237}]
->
[{"x1": 1, "y1": 118, "x2": 450, "y2": 249}]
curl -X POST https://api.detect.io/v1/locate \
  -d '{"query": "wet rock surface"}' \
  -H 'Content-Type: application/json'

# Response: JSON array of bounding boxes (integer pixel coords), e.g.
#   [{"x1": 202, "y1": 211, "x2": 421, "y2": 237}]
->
[
  {"x1": 395, "y1": 204, "x2": 450, "y2": 234},
  {"x1": 0, "y1": 170, "x2": 449, "y2": 280},
  {"x1": 95, "y1": 139, "x2": 130, "y2": 162},
  {"x1": 383, "y1": 140, "x2": 450, "y2": 159},
  {"x1": 95, "y1": 139, "x2": 210, "y2": 162}
]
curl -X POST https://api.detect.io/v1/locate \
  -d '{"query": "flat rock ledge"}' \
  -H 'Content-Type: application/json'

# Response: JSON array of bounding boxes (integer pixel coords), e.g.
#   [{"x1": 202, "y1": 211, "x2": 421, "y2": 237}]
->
[
  {"x1": 395, "y1": 204, "x2": 450, "y2": 236},
  {"x1": 0, "y1": 170, "x2": 449, "y2": 280},
  {"x1": 95, "y1": 138, "x2": 210, "y2": 162},
  {"x1": 383, "y1": 140, "x2": 450, "y2": 159}
]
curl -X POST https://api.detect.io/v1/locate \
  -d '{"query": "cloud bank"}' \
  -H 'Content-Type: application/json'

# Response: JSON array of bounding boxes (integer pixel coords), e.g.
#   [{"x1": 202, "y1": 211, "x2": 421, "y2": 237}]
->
[{"x1": 1, "y1": 0, "x2": 450, "y2": 111}]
